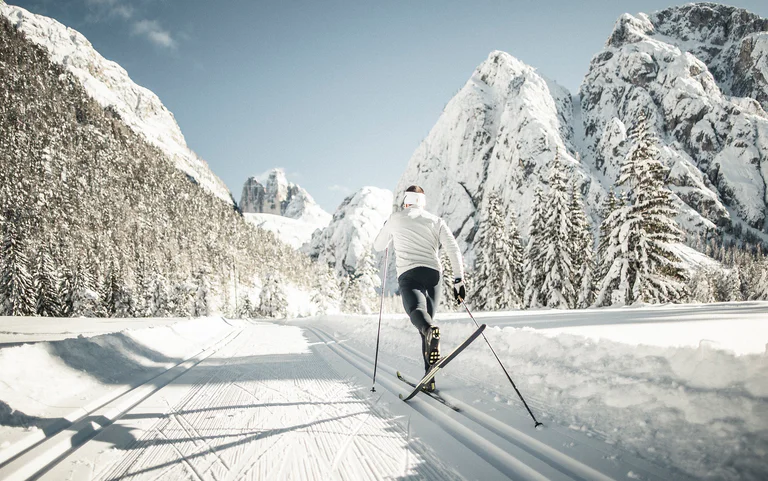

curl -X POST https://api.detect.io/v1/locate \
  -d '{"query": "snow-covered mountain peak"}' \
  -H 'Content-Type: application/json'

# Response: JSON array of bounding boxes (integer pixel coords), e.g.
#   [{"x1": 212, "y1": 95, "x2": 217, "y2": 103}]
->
[
  {"x1": 0, "y1": 4, "x2": 233, "y2": 204},
  {"x1": 396, "y1": 49, "x2": 594, "y2": 261},
  {"x1": 240, "y1": 168, "x2": 331, "y2": 228},
  {"x1": 580, "y1": 3, "x2": 768, "y2": 237},
  {"x1": 307, "y1": 187, "x2": 392, "y2": 278}
]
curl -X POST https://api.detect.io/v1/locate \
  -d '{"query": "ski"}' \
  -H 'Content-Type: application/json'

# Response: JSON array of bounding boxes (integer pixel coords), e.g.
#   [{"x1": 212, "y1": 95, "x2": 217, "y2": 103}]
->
[
  {"x1": 399, "y1": 323, "x2": 486, "y2": 402},
  {"x1": 396, "y1": 371, "x2": 460, "y2": 411}
]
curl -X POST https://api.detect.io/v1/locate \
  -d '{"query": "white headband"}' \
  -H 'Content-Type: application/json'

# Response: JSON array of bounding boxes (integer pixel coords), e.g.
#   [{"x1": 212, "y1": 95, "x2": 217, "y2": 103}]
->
[{"x1": 402, "y1": 191, "x2": 426, "y2": 208}]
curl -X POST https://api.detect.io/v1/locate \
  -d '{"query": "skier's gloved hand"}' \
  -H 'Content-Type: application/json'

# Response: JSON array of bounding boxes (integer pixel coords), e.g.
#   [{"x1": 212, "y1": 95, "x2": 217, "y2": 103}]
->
[{"x1": 453, "y1": 278, "x2": 466, "y2": 304}]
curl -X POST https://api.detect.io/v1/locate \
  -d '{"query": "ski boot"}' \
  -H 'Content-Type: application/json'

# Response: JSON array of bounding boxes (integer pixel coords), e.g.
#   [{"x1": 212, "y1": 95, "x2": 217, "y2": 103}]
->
[{"x1": 424, "y1": 325, "x2": 440, "y2": 366}]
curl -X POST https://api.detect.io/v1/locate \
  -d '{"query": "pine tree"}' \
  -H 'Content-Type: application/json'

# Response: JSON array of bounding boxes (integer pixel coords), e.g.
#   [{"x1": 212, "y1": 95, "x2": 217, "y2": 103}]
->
[
  {"x1": 751, "y1": 260, "x2": 768, "y2": 300},
  {"x1": 169, "y1": 280, "x2": 193, "y2": 317},
  {"x1": 34, "y1": 247, "x2": 62, "y2": 317},
  {"x1": 595, "y1": 191, "x2": 624, "y2": 306},
  {"x1": 523, "y1": 187, "x2": 546, "y2": 308},
  {"x1": 689, "y1": 267, "x2": 716, "y2": 303},
  {"x1": 72, "y1": 258, "x2": 100, "y2": 317},
  {"x1": 539, "y1": 154, "x2": 576, "y2": 308},
  {"x1": 312, "y1": 266, "x2": 340, "y2": 314},
  {"x1": 258, "y1": 274, "x2": 288, "y2": 318},
  {"x1": 60, "y1": 266, "x2": 76, "y2": 317},
  {"x1": 192, "y1": 270, "x2": 210, "y2": 317},
  {"x1": 569, "y1": 181, "x2": 595, "y2": 308},
  {"x1": 149, "y1": 274, "x2": 169, "y2": 317},
  {"x1": 595, "y1": 113, "x2": 686, "y2": 306},
  {"x1": 474, "y1": 194, "x2": 523, "y2": 310},
  {"x1": 439, "y1": 250, "x2": 458, "y2": 311},
  {"x1": 0, "y1": 213, "x2": 35, "y2": 316},
  {"x1": 342, "y1": 249, "x2": 379, "y2": 314},
  {"x1": 237, "y1": 296, "x2": 254, "y2": 318}
]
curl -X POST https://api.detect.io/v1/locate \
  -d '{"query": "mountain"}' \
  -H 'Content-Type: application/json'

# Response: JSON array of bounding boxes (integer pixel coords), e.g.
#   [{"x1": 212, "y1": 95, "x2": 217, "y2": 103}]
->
[
  {"x1": 581, "y1": 2, "x2": 768, "y2": 239},
  {"x1": 307, "y1": 187, "x2": 392, "y2": 278},
  {"x1": 0, "y1": 4, "x2": 233, "y2": 204},
  {"x1": 240, "y1": 169, "x2": 331, "y2": 226},
  {"x1": 0, "y1": 7, "x2": 319, "y2": 318},
  {"x1": 240, "y1": 169, "x2": 331, "y2": 249},
  {"x1": 396, "y1": 50, "x2": 598, "y2": 265},
  {"x1": 397, "y1": 3, "x2": 768, "y2": 266}
]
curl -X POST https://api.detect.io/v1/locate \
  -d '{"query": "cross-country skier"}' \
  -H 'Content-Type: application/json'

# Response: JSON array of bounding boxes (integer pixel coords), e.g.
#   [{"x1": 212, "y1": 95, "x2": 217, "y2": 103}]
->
[{"x1": 373, "y1": 185, "x2": 466, "y2": 392}]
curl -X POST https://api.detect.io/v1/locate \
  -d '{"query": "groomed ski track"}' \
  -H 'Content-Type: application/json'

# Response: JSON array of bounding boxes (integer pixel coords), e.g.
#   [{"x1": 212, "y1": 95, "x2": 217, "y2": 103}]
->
[{"x1": 6, "y1": 320, "x2": 685, "y2": 481}]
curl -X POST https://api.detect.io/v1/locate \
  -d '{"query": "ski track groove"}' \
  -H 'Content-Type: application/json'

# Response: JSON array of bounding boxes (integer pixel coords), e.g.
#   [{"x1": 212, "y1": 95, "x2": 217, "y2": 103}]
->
[
  {"x1": 309, "y1": 326, "x2": 622, "y2": 481},
  {"x1": 50, "y1": 324, "x2": 471, "y2": 480}
]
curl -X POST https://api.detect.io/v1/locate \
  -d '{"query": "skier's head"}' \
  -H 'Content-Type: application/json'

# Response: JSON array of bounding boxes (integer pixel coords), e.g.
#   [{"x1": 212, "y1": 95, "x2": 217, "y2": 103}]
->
[{"x1": 403, "y1": 185, "x2": 426, "y2": 208}]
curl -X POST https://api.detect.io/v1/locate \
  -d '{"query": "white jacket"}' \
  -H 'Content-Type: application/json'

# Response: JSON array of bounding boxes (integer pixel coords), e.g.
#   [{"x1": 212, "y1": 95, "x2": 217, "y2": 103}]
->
[{"x1": 373, "y1": 206, "x2": 464, "y2": 279}]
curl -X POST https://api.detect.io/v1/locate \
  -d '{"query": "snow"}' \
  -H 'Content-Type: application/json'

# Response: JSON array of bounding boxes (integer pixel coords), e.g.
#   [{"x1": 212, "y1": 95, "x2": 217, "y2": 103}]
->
[
  {"x1": 311, "y1": 301, "x2": 768, "y2": 481},
  {"x1": 308, "y1": 186, "x2": 393, "y2": 278},
  {"x1": 0, "y1": 5, "x2": 233, "y2": 204},
  {"x1": 0, "y1": 317, "x2": 242, "y2": 449},
  {"x1": 243, "y1": 213, "x2": 322, "y2": 250},
  {"x1": 1, "y1": 304, "x2": 765, "y2": 480},
  {"x1": 240, "y1": 168, "x2": 332, "y2": 228}
]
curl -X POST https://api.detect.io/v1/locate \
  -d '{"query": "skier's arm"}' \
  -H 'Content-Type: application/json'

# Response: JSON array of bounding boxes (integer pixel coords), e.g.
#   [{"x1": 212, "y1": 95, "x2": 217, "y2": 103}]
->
[
  {"x1": 439, "y1": 219, "x2": 464, "y2": 279},
  {"x1": 373, "y1": 217, "x2": 393, "y2": 252}
]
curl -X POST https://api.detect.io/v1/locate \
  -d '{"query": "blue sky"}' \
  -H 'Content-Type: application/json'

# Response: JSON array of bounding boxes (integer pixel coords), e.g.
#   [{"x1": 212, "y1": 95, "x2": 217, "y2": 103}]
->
[{"x1": 11, "y1": 0, "x2": 768, "y2": 213}]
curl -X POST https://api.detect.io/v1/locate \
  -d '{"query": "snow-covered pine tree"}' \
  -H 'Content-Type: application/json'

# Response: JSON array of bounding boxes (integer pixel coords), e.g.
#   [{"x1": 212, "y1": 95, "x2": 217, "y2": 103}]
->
[
  {"x1": 569, "y1": 181, "x2": 595, "y2": 308},
  {"x1": 59, "y1": 266, "x2": 75, "y2": 317},
  {"x1": 169, "y1": 280, "x2": 193, "y2": 317},
  {"x1": 751, "y1": 260, "x2": 768, "y2": 300},
  {"x1": 523, "y1": 187, "x2": 546, "y2": 308},
  {"x1": 149, "y1": 274, "x2": 170, "y2": 317},
  {"x1": 258, "y1": 274, "x2": 288, "y2": 318},
  {"x1": 474, "y1": 194, "x2": 523, "y2": 310},
  {"x1": 439, "y1": 250, "x2": 457, "y2": 311},
  {"x1": 0, "y1": 212, "x2": 35, "y2": 316},
  {"x1": 594, "y1": 190, "x2": 623, "y2": 306},
  {"x1": 595, "y1": 113, "x2": 686, "y2": 306},
  {"x1": 342, "y1": 248, "x2": 379, "y2": 314},
  {"x1": 689, "y1": 267, "x2": 716, "y2": 303},
  {"x1": 237, "y1": 296, "x2": 254, "y2": 318},
  {"x1": 311, "y1": 266, "x2": 340, "y2": 314},
  {"x1": 34, "y1": 246, "x2": 62, "y2": 317},
  {"x1": 192, "y1": 270, "x2": 210, "y2": 317},
  {"x1": 539, "y1": 153, "x2": 576, "y2": 309},
  {"x1": 72, "y1": 258, "x2": 100, "y2": 317}
]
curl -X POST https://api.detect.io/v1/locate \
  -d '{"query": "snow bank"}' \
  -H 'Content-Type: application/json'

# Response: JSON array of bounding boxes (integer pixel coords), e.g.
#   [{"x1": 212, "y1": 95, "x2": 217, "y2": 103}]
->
[
  {"x1": 312, "y1": 304, "x2": 768, "y2": 481},
  {"x1": 0, "y1": 317, "x2": 241, "y2": 446}
]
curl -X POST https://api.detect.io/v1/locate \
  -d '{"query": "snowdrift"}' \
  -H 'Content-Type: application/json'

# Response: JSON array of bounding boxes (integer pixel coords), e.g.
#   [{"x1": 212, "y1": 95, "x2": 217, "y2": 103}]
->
[{"x1": 0, "y1": 317, "x2": 244, "y2": 449}]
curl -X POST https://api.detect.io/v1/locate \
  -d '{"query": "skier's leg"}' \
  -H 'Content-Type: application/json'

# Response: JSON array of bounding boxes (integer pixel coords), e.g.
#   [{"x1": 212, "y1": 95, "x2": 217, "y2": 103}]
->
[
  {"x1": 398, "y1": 276, "x2": 432, "y2": 333},
  {"x1": 399, "y1": 270, "x2": 434, "y2": 372}
]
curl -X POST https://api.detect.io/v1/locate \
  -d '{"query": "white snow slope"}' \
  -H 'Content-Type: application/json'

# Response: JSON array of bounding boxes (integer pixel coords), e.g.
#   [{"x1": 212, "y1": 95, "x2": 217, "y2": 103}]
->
[
  {"x1": 243, "y1": 212, "x2": 323, "y2": 250},
  {"x1": 307, "y1": 186, "x2": 393, "y2": 278},
  {"x1": 0, "y1": 303, "x2": 765, "y2": 480},
  {"x1": 0, "y1": 5, "x2": 234, "y2": 205}
]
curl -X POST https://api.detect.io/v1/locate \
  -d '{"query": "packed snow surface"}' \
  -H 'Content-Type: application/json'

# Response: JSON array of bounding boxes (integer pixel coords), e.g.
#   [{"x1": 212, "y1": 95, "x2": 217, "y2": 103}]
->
[{"x1": 0, "y1": 303, "x2": 765, "y2": 480}]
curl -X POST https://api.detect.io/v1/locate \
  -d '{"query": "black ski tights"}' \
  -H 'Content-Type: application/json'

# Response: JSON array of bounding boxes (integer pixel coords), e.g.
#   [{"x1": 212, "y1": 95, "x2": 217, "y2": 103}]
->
[{"x1": 398, "y1": 267, "x2": 441, "y2": 372}]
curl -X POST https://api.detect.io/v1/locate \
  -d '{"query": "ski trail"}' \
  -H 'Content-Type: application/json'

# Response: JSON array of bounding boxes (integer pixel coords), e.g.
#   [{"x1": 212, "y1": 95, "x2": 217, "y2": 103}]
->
[
  {"x1": 309, "y1": 326, "x2": 681, "y2": 481},
  {"x1": 45, "y1": 323, "x2": 463, "y2": 481}
]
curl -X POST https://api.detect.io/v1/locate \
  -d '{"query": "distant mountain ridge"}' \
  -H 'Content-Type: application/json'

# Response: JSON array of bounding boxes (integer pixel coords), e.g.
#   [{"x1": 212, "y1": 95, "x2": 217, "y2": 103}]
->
[
  {"x1": 240, "y1": 169, "x2": 331, "y2": 227},
  {"x1": 0, "y1": 4, "x2": 234, "y2": 204},
  {"x1": 397, "y1": 2, "x2": 768, "y2": 266}
]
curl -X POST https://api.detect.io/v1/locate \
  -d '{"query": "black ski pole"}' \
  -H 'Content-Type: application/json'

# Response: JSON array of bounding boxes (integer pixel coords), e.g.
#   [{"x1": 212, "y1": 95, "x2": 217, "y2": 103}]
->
[
  {"x1": 461, "y1": 300, "x2": 543, "y2": 428},
  {"x1": 371, "y1": 247, "x2": 389, "y2": 392}
]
